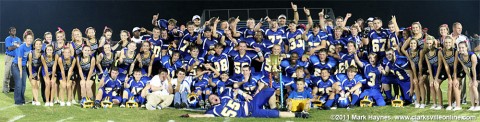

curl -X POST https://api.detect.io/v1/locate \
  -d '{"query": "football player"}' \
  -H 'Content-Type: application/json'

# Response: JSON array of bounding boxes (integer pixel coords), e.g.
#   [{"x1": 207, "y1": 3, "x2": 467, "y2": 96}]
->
[
  {"x1": 94, "y1": 67, "x2": 122, "y2": 108},
  {"x1": 120, "y1": 69, "x2": 148, "y2": 108}
]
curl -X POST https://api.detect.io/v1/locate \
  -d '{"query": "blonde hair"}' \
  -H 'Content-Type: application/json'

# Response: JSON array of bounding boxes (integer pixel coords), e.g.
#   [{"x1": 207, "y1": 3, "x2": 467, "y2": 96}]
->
[{"x1": 71, "y1": 28, "x2": 82, "y2": 41}]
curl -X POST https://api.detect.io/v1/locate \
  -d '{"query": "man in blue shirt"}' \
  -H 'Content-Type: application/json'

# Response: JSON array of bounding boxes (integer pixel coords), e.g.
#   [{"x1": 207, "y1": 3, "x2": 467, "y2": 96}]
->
[
  {"x1": 3, "y1": 27, "x2": 21, "y2": 93},
  {"x1": 12, "y1": 30, "x2": 32, "y2": 105}
]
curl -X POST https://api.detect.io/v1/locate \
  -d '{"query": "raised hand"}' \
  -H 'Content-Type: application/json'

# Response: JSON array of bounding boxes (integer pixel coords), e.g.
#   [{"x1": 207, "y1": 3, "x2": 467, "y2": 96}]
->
[
  {"x1": 304, "y1": 7, "x2": 310, "y2": 15},
  {"x1": 153, "y1": 13, "x2": 159, "y2": 20},
  {"x1": 346, "y1": 13, "x2": 352, "y2": 18},
  {"x1": 291, "y1": 2, "x2": 297, "y2": 11}
]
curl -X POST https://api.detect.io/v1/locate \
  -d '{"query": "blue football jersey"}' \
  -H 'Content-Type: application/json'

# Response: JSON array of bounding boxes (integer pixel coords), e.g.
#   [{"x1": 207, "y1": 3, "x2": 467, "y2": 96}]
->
[
  {"x1": 178, "y1": 32, "x2": 198, "y2": 53},
  {"x1": 306, "y1": 31, "x2": 328, "y2": 49},
  {"x1": 310, "y1": 56, "x2": 337, "y2": 77},
  {"x1": 315, "y1": 76, "x2": 335, "y2": 95},
  {"x1": 286, "y1": 29, "x2": 306, "y2": 56},
  {"x1": 229, "y1": 50, "x2": 259, "y2": 76},
  {"x1": 126, "y1": 77, "x2": 147, "y2": 93},
  {"x1": 184, "y1": 55, "x2": 205, "y2": 76},
  {"x1": 206, "y1": 89, "x2": 248, "y2": 117},
  {"x1": 280, "y1": 60, "x2": 309, "y2": 78},
  {"x1": 368, "y1": 29, "x2": 389, "y2": 55},
  {"x1": 264, "y1": 28, "x2": 286, "y2": 45},
  {"x1": 207, "y1": 53, "x2": 230, "y2": 74},
  {"x1": 336, "y1": 74, "x2": 365, "y2": 91},
  {"x1": 387, "y1": 56, "x2": 410, "y2": 81},
  {"x1": 362, "y1": 63, "x2": 382, "y2": 89},
  {"x1": 335, "y1": 53, "x2": 357, "y2": 74}
]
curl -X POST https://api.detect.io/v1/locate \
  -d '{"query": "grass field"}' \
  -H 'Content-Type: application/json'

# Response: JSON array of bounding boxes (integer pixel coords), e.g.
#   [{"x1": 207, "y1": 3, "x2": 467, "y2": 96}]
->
[{"x1": 1, "y1": 54, "x2": 479, "y2": 122}]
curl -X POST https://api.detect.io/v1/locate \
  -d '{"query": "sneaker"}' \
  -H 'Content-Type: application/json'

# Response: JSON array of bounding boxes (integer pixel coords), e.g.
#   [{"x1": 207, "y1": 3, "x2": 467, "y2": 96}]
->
[
  {"x1": 461, "y1": 99, "x2": 467, "y2": 105},
  {"x1": 32, "y1": 101, "x2": 36, "y2": 105},
  {"x1": 434, "y1": 106, "x2": 442, "y2": 110},
  {"x1": 452, "y1": 102, "x2": 457, "y2": 107},
  {"x1": 331, "y1": 107, "x2": 337, "y2": 110},
  {"x1": 420, "y1": 104, "x2": 426, "y2": 108},
  {"x1": 54, "y1": 99, "x2": 60, "y2": 104},
  {"x1": 72, "y1": 100, "x2": 78, "y2": 104},
  {"x1": 66, "y1": 102, "x2": 71, "y2": 106},
  {"x1": 60, "y1": 102, "x2": 65, "y2": 106},
  {"x1": 44, "y1": 102, "x2": 50, "y2": 106},
  {"x1": 301, "y1": 111, "x2": 310, "y2": 119},
  {"x1": 146, "y1": 104, "x2": 156, "y2": 110},
  {"x1": 157, "y1": 105, "x2": 163, "y2": 110},
  {"x1": 474, "y1": 106, "x2": 480, "y2": 111},
  {"x1": 34, "y1": 101, "x2": 40, "y2": 106},
  {"x1": 430, "y1": 104, "x2": 437, "y2": 109},
  {"x1": 205, "y1": 101, "x2": 211, "y2": 108},
  {"x1": 49, "y1": 102, "x2": 54, "y2": 106},
  {"x1": 140, "y1": 104, "x2": 145, "y2": 108},
  {"x1": 445, "y1": 106, "x2": 453, "y2": 110},
  {"x1": 120, "y1": 104, "x2": 126, "y2": 108},
  {"x1": 180, "y1": 103, "x2": 187, "y2": 108},
  {"x1": 453, "y1": 107, "x2": 462, "y2": 111},
  {"x1": 199, "y1": 100, "x2": 205, "y2": 108},
  {"x1": 415, "y1": 104, "x2": 420, "y2": 108},
  {"x1": 468, "y1": 106, "x2": 475, "y2": 111},
  {"x1": 174, "y1": 103, "x2": 180, "y2": 109}
]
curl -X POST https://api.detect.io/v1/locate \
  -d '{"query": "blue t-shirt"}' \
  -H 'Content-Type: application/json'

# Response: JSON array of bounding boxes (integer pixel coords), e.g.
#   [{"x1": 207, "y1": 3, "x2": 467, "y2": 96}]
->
[
  {"x1": 288, "y1": 90, "x2": 313, "y2": 99},
  {"x1": 13, "y1": 43, "x2": 31, "y2": 66},
  {"x1": 5, "y1": 36, "x2": 22, "y2": 56}
]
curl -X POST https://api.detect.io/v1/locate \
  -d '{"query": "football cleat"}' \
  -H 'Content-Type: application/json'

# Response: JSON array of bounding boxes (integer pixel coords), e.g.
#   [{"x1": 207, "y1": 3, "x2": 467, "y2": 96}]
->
[
  {"x1": 101, "y1": 96, "x2": 113, "y2": 108},
  {"x1": 360, "y1": 96, "x2": 374, "y2": 107},
  {"x1": 126, "y1": 97, "x2": 138, "y2": 108},
  {"x1": 187, "y1": 93, "x2": 199, "y2": 108},
  {"x1": 391, "y1": 95, "x2": 404, "y2": 107}
]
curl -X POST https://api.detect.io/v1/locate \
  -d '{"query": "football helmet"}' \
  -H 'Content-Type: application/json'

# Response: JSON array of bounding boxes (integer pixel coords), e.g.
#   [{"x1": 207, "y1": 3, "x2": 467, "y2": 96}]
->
[
  {"x1": 392, "y1": 95, "x2": 404, "y2": 107},
  {"x1": 101, "y1": 96, "x2": 113, "y2": 108},
  {"x1": 126, "y1": 97, "x2": 139, "y2": 108},
  {"x1": 187, "y1": 93, "x2": 199, "y2": 108},
  {"x1": 337, "y1": 97, "x2": 350, "y2": 108},
  {"x1": 82, "y1": 97, "x2": 94, "y2": 108},
  {"x1": 360, "y1": 96, "x2": 374, "y2": 107}
]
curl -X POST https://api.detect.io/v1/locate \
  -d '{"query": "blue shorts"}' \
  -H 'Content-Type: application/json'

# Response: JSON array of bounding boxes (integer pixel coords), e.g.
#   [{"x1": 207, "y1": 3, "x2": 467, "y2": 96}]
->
[
  {"x1": 100, "y1": 88, "x2": 122, "y2": 102},
  {"x1": 381, "y1": 76, "x2": 396, "y2": 84},
  {"x1": 247, "y1": 88, "x2": 280, "y2": 118}
]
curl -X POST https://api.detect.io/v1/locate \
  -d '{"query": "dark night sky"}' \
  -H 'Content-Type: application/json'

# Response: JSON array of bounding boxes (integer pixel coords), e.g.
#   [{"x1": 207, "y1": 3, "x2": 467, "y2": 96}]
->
[{"x1": 1, "y1": 0, "x2": 479, "y2": 41}]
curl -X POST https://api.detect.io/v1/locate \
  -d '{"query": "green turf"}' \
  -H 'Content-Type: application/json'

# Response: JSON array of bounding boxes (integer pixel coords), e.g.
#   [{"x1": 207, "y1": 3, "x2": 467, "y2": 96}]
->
[{"x1": 1, "y1": 54, "x2": 479, "y2": 122}]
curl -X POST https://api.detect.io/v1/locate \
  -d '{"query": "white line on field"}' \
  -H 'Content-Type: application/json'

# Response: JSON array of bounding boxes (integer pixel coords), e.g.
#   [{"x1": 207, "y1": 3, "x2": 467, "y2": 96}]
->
[
  {"x1": 0, "y1": 105, "x2": 15, "y2": 111},
  {"x1": 56, "y1": 117, "x2": 74, "y2": 122},
  {"x1": 107, "y1": 120, "x2": 114, "y2": 122},
  {"x1": 7, "y1": 115, "x2": 25, "y2": 122}
]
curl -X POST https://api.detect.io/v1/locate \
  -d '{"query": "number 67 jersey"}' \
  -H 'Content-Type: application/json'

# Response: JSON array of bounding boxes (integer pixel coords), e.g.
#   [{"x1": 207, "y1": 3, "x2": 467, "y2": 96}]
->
[{"x1": 205, "y1": 88, "x2": 248, "y2": 117}]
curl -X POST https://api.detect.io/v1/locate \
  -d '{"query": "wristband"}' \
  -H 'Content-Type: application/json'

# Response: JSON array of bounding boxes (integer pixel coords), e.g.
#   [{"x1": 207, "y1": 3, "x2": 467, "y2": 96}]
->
[{"x1": 257, "y1": 51, "x2": 263, "y2": 57}]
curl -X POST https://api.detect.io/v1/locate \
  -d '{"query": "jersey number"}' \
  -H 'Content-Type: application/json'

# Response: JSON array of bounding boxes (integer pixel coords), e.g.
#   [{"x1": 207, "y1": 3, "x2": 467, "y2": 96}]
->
[
  {"x1": 214, "y1": 59, "x2": 229, "y2": 72},
  {"x1": 234, "y1": 62, "x2": 249, "y2": 74},
  {"x1": 153, "y1": 46, "x2": 162, "y2": 58},
  {"x1": 268, "y1": 35, "x2": 283, "y2": 45},
  {"x1": 367, "y1": 72, "x2": 376, "y2": 87},
  {"x1": 220, "y1": 100, "x2": 240, "y2": 117},
  {"x1": 372, "y1": 39, "x2": 386, "y2": 52},
  {"x1": 288, "y1": 35, "x2": 304, "y2": 51}
]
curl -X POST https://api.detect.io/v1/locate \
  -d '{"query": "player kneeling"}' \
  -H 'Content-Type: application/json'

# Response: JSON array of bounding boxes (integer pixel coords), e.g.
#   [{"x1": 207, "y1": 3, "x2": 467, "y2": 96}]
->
[
  {"x1": 311, "y1": 68, "x2": 336, "y2": 110},
  {"x1": 332, "y1": 66, "x2": 364, "y2": 109},
  {"x1": 93, "y1": 67, "x2": 123, "y2": 108},
  {"x1": 180, "y1": 88, "x2": 309, "y2": 118},
  {"x1": 120, "y1": 69, "x2": 148, "y2": 108}
]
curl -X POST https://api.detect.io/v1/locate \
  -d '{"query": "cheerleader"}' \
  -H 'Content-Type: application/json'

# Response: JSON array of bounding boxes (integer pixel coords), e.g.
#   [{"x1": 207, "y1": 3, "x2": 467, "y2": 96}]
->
[
  {"x1": 403, "y1": 38, "x2": 421, "y2": 108},
  {"x1": 99, "y1": 26, "x2": 113, "y2": 48},
  {"x1": 28, "y1": 39, "x2": 43, "y2": 106},
  {"x1": 96, "y1": 44, "x2": 114, "y2": 79},
  {"x1": 76, "y1": 46, "x2": 96, "y2": 102},
  {"x1": 52, "y1": 28, "x2": 66, "y2": 104},
  {"x1": 112, "y1": 30, "x2": 131, "y2": 52},
  {"x1": 116, "y1": 42, "x2": 137, "y2": 81},
  {"x1": 424, "y1": 36, "x2": 443, "y2": 110},
  {"x1": 457, "y1": 42, "x2": 480, "y2": 111},
  {"x1": 402, "y1": 22, "x2": 430, "y2": 107},
  {"x1": 69, "y1": 28, "x2": 84, "y2": 103},
  {"x1": 85, "y1": 27, "x2": 98, "y2": 55},
  {"x1": 57, "y1": 47, "x2": 76, "y2": 106},
  {"x1": 440, "y1": 36, "x2": 462, "y2": 110},
  {"x1": 41, "y1": 45, "x2": 57, "y2": 106},
  {"x1": 133, "y1": 41, "x2": 154, "y2": 77}
]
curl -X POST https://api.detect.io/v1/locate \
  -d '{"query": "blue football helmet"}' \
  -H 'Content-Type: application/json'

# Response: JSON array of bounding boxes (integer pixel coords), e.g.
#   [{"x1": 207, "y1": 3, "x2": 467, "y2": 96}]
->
[
  {"x1": 187, "y1": 93, "x2": 199, "y2": 108},
  {"x1": 337, "y1": 97, "x2": 350, "y2": 108}
]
